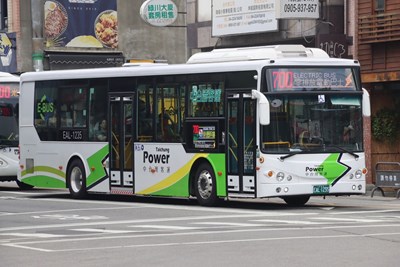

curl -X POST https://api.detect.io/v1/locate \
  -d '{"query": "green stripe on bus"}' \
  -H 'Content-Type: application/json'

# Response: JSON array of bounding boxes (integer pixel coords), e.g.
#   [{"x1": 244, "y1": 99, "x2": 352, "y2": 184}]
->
[
  {"x1": 21, "y1": 175, "x2": 66, "y2": 188},
  {"x1": 206, "y1": 153, "x2": 226, "y2": 197},
  {"x1": 147, "y1": 153, "x2": 226, "y2": 198},
  {"x1": 86, "y1": 144, "x2": 109, "y2": 187},
  {"x1": 319, "y1": 153, "x2": 350, "y2": 185},
  {"x1": 150, "y1": 173, "x2": 190, "y2": 197},
  {"x1": 21, "y1": 165, "x2": 65, "y2": 178}
]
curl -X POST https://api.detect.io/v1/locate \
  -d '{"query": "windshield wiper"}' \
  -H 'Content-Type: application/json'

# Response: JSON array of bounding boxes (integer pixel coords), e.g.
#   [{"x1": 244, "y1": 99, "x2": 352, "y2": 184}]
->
[
  {"x1": 279, "y1": 150, "x2": 309, "y2": 161},
  {"x1": 325, "y1": 145, "x2": 359, "y2": 159}
]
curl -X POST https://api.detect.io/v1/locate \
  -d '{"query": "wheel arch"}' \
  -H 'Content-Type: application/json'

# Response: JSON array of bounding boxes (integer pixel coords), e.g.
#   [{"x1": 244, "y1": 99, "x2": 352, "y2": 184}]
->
[
  {"x1": 65, "y1": 154, "x2": 87, "y2": 189},
  {"x1": 189, "y1": 157, "x2": 212, "y2": 197}
]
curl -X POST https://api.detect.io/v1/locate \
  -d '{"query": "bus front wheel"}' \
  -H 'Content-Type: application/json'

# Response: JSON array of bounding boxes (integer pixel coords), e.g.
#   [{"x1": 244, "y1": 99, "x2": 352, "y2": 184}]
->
[
  {"x1": 67, "y1": 159, "x2": 87, "y2": 199},
  {"x1": 282, "y1": 195, "x2": 310, "y2": 206},
  {"x1": 194, "y1": 163, "x2": 218, "y2": 206}
]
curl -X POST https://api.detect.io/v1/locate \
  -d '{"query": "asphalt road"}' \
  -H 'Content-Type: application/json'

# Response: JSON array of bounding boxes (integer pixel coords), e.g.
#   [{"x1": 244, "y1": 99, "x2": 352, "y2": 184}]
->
[{"x1": 1, "y1": 182, "x2": 400, "y2": 267}]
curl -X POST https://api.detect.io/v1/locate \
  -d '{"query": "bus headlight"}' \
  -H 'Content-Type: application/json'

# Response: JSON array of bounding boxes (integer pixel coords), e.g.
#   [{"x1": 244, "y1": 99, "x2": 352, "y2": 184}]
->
[
  {"x1": 355, "y1": 170, "x2": 362, "y2": 179},
  {"x1": 276, "y1": 172, "x2": 284, "y2": 182}
]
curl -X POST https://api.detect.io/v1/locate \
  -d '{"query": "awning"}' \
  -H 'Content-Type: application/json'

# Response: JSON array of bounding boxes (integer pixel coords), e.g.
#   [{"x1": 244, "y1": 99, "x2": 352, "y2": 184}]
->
[{"x1": 46, "y1": 51, "x2": 125, "y2": 70}]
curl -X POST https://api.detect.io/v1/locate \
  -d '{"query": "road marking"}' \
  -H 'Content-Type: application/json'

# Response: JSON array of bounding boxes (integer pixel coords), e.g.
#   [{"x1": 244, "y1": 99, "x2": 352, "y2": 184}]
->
[
  {"x1": 0, "y1": 233, "x2": 66, "y2": 238},
  {"x1": 192, "y1": 222, "x2": 265, "y2": 227},
  {"x1": 251, "y1": 219, "x2": 324, "y2": 225},
  {"x1": 71, "y1": 228, "x2": 139, "y2": 234},
  {"x1": 0, "y1": 212, "x2": 14, "y2": 216},
  {"x1": 130, "y1": 225, "x2": 201, "y2": 230},
  {"x1": 4, "y1": 230, "x2": 400, "y2": 253},
  {"x1": 0, "y1": 214, "x2": 274, "y2": 232},
  {"x1": 32, "y1": 214, "x2": 109, "y2": 220},
  {"x1": 327, "y1": 210, "x2": 399, "y2": 215},
  {"x1": 0, "y1": 206, "x2": 144, "y2": 217},
  {"x1": 313, "y1": 217, "x2": 385, "y2": 223}
]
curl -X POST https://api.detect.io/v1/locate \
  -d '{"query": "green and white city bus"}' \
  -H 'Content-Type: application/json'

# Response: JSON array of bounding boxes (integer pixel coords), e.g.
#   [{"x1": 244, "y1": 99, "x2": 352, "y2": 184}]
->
[{"x1": 18, "y1": 45, "x2": 370, "y2": 206}]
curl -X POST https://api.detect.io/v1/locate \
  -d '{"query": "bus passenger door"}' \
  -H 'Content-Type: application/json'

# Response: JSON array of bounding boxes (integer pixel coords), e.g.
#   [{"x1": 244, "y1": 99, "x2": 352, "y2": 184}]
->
[
  {"x1": 109, "y1": 95, "x2": 135, "y2": 194},
  {"x1": 227, "y1": 91, "x2": 257, "y2": 197}
]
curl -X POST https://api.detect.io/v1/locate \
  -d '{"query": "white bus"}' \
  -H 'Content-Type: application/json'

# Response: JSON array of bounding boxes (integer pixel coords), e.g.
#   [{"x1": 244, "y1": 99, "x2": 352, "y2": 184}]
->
[
  {"x1": 0, "y1": 72, "x2": 32, "y2": 188},
  {"x1": 18, "y1": 45, "x2": 370, "y2": 206}
]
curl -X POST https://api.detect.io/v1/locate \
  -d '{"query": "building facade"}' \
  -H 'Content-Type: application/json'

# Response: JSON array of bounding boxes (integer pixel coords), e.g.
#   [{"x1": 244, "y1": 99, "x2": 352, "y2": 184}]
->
[
  {"x1": 357, "y1": 0, "x2": 400, "y2": 183},
  {"x1": 0, "y1": 0, "x2": 187, "y2": 73},
  {"x1": 187, "y1": 0, "x2": 355, "y2": 58}
]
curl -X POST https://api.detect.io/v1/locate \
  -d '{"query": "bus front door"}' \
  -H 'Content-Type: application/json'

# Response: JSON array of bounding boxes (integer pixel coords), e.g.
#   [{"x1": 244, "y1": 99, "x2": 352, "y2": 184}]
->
[
  {"x1": 109, "y1": 95, "x2": 135, "y2": 194},
  {"x1": 227, "y1": 92, "x2": 256, "y2": 197}
]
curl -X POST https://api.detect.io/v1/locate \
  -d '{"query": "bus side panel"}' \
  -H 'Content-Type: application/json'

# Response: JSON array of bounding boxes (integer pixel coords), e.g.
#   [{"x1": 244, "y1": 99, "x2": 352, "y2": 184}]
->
[
  {"x1": 134, "y1": 143, "x2": 226, "y2": 198},
  {"x1": 206, "y1": 153, "x2": 227, "y2": 197}
]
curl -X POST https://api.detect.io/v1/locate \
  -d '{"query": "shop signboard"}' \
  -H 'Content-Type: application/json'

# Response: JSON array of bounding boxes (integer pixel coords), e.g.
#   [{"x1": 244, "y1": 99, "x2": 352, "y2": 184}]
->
[
  {"x1": 212, "y1": 0, "x2": 278, "y2": 36},
  {"x1": 140, "y1": 0, "x2": 178, "y2": 27},
  {"x1": 44, "y1": 0, "x2": 117, "y2": 48},
  {"x1": 0, "y1": 32, "x2": 17, "y2": 73},
  {"x1": 276, "y1": 0, "x2": 319, "y2": 19}
]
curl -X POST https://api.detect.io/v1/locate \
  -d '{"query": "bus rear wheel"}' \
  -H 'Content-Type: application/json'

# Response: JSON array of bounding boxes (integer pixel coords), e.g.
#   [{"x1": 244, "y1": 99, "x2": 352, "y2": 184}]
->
[
  {"x1": 67, "y1": 159, "x2": 87, "y2": 199},
  {"x1": 282, "y1": 195, "x2": 310, "y2": 206},
  {"x1": 194, "y1": 163, "x2": 218, "y2": 206}
]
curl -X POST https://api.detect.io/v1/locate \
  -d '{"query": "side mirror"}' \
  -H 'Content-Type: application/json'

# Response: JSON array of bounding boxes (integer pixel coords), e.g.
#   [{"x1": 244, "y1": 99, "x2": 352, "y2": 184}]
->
[
  {"x1": 362, "y1": 88, "x2": 371, "y2": 117},
  {"x1": 252, "y1": 90, "x2": 270, "y2": 125}
]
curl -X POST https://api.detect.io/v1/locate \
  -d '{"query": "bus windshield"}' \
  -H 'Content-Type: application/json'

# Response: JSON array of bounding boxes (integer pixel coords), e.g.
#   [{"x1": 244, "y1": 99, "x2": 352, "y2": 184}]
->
[
  {"x1": 0, "y1": 82, "x2": 19, "y2": 147},
  {"x1": 261, "y1": 93, "x2": 363, "y2": 154}
]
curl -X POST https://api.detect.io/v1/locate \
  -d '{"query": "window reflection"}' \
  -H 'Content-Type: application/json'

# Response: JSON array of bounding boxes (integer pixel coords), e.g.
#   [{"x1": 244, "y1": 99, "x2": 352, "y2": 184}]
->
[{"x1": 261, "y1": 94, "x2": 363, "y2": 153}]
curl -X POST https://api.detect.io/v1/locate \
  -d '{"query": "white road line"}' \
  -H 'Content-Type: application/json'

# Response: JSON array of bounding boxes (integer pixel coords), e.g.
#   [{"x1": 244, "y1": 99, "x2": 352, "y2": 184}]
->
[
  {"x1": 0, "y1": 191, "x2": 57, "y2": 195},
  {"x1": 251, "y1": 219, "x2": 324, "y2": 225},
  {"x1": 0, "y1": 206, "x2": 145, "y2": 217},
  {"x1": 0, "y1": 214, "x2": 272, "y2": 232},
  {"x1": 3, "y1": 223, "x2": 400, "y2": 249},
  {"x1": 129, "y1": 225, "x2": 201, "y2": 230},
  {"x1": 3, "y1": 243, "x2": 53, "y2": 252},
  {"x1": 327, "y1": 210, "x2": 399, "y2": 215},
  {"x1": 4, "y1": 231, "x2": 400, "y2": 253},
  {"x1": 192, "y1": 222, "x2": 265, "y2": 227},
  {"x1": 313, "y1": 217, "x2": 385, "y2": 223},
  {"x1": 0, "y1": 212, "x2": 14, "y2": 216},
  {"x1": 70, "y1": 228, "x2": 139, "y2": 234},
  {"x1": 0, "y1": 233, "x2": 66, "y2": 238}
]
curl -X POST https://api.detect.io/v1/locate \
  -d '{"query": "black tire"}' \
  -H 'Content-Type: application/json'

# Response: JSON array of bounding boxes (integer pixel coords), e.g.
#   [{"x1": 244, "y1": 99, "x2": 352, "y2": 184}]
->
[
  {"x1": 194, "y1": 163, "x2": 218, "y2": 206},
  {"x1": 67, "y1": 159, "x2": 87, "y2": 199},
  {"x1": 282, "y1": 195, "x2": 310, "y2": 206},
  {"x1": 16, "y1": 180, "x2": 34, "y2": 189}
]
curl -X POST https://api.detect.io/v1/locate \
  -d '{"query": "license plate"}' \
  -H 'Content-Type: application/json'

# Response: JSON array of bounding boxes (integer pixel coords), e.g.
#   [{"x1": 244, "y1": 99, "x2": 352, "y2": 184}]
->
[{"x1": 313, "y1": 185, "x2": 330, "y2": 194}]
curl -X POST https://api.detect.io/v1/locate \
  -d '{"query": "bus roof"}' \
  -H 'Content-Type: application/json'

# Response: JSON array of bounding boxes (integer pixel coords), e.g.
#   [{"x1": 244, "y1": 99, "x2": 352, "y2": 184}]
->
[
  {"x1": 0, "y1": 72, "x2": 19, "y2": 82},
  {"x1": 187, "y1": 45, "x2": 330, "y2": 64},
  {"x1": 20, "y1": 46, "x2": 360, "y2": 83}
]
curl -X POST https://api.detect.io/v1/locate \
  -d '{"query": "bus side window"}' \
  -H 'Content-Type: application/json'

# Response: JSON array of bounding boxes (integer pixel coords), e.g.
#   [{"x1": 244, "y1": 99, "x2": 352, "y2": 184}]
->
[
  {"x1": 137, "y1": 84, "x2": 154, "y2": 142},
  {"x1": 158, "y1": 112, "x2": 178, "y2": 141}
]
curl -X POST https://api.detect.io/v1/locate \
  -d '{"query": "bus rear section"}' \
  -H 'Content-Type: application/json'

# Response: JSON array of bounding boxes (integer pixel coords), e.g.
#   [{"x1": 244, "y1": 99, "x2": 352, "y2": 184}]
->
[{"x1": 0, "y1": 72, "x2": 32, "y2": 188}]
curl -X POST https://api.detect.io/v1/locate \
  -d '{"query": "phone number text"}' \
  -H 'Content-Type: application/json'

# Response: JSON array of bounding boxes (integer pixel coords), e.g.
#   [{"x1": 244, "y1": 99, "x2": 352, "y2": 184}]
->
[{"x1": 283, "y1": 4, "x2": 318, "y2": 13}]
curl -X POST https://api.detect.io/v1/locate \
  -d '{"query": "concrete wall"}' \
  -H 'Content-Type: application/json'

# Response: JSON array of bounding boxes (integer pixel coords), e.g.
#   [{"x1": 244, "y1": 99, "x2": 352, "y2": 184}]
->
[
  {"x1": 13, "y1": 0, "x2": 33, "y2": 73},
  {"x1": 118, "y1": 0, "x2": 187, "y2": 64}
]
